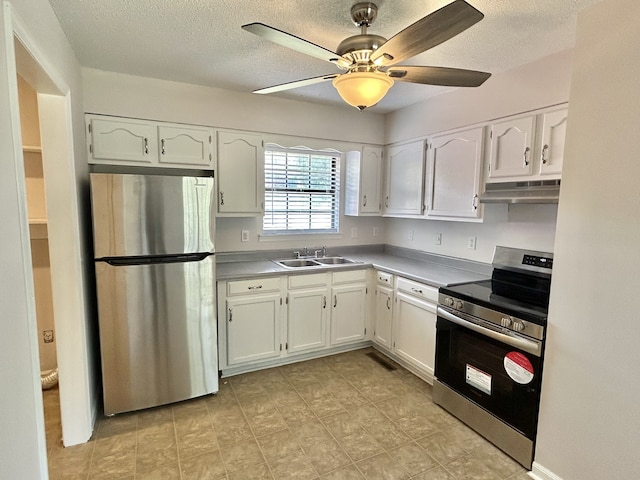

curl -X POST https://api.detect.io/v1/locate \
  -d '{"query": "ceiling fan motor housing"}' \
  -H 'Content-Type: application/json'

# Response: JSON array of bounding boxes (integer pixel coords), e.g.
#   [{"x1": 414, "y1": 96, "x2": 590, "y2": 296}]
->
[{"x1": 350, "y1": 2, "x2": 378, "y2": 26}]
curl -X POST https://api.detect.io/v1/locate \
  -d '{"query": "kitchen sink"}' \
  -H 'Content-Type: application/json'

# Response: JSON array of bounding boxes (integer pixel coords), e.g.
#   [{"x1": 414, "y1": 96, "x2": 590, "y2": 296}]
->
[
  {"x1": 277, "y1": 259, "x2": 321, "y2": 268},
  {"x1": 314, "y1": 256, "x2": 355, "y2": 265},
  {"x1": 274, "y1": 256, "x2": 361, "y2": 269}
]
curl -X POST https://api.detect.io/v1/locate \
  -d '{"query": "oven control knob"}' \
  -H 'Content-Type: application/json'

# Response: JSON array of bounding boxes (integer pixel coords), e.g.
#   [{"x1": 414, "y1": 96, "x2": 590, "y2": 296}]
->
[
  {"x1": 501, "y1": 317, "x2": 512, "y2": 328},
  {"x1": 454, "y1": 300, "x2": 464, "y2": 310},
  {"x1": 512, "y1": 320, "x2": 525, "y2": 332},
  {"x1": 443, "y1": 297, "x2": 454, "y2": 307}
]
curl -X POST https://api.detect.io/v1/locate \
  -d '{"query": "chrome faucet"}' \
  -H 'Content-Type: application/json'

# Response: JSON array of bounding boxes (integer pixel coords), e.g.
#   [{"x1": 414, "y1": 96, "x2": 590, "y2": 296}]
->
[
  {"x1": 294, "y1": 247, "x2": 309, "y2": 258},
  {"x1": 315, "y1": 246, "x2": 327, "y2": 258}
]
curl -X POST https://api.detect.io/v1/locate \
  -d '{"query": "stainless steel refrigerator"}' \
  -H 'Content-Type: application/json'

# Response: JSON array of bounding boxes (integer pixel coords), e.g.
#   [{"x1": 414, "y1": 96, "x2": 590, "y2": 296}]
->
[{"x1": 90, "y1": 172, "x2": 218, "y2": 415}]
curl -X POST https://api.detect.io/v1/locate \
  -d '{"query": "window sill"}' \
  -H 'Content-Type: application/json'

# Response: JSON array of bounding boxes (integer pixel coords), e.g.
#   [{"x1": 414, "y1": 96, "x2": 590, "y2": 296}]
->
[{"x1": 258, "y1": 232, "x2": 344, "y2": 243}]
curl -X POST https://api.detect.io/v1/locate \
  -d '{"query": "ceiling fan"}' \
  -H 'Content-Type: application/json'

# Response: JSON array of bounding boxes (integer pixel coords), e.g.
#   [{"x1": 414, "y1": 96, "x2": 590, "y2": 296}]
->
[{"x1": 242, "y1": 0, "x2": 491, "y2": 110}]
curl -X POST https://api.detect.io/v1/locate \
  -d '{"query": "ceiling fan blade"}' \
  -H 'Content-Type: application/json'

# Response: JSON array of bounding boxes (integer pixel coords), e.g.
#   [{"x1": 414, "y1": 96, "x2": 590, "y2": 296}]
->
[
  {"x1": 387, "y1": 65, "x2": 490, "y2": 87},
  {"x1": 371, "y1": 0, "x2": 484, "y2": 67},
  {"x1": 253, "y1": 74, "x2": 339, "y2": 95},
  {"x1": 242, "y1": 23, "x2": 350, "y2": 68}
]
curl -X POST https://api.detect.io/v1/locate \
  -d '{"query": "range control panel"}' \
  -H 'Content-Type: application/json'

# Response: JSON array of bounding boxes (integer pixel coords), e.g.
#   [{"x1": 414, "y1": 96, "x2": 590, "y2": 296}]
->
[{"x1": 522, "y1": 255, "x2": 553, "y2": 269}]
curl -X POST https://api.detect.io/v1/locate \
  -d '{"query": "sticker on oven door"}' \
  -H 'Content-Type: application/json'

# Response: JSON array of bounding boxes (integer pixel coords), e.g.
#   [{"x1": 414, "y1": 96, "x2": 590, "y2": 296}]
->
[
  {"x1": 504, "y1": 351, "x2": 535, "y2": 384},
  {"x1": 466, "y1": 364, "x2": 492, "y2": 395}
]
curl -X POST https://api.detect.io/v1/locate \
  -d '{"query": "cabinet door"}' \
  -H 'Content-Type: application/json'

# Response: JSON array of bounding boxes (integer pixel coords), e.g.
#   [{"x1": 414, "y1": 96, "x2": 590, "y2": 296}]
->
[
  {"x1": 330, "y1": 284, "x2": 367, "y2": 345},
  {"x1": 361, "y1": 146, "x2": 383, "y2": 214},
  {"x1": 488, "y1": 116, "x2": 536, "y2": 180},
  {"x1": 427, "y1": 126, "x2": 484, "y2": 220},
  {"x1": 374, "y1": 285, "x2": 393, "y2": 349},
  {"x1": 393, "y1": 291, "x2": 437, "y2": 376},
  {"x1": 538, "y1": 108, "x2": 568, "y2": 177},
  {"x1": 226, "y1": 293, "x2": 281, "y2": 365},
  {"x1": 158, "y1": 125, "x2": 213, "y2": 168},
  {"x1": 384, "y1": 141, "x2": 425, "y2": 216},
  {"x1": 217, "y1": 131, "x2": 264, "y2": 215},
  {"x1": 288, "y1": 287, "x2": 329, "y2": 354},
  {"x1": 88, "y1": 116, "x2": 157, "y2": 165}
]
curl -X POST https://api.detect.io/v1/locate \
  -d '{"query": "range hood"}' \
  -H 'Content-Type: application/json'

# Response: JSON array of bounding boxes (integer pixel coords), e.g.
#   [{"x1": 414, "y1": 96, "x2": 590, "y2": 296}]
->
[{"x1": 479, "y1": 180, "x2": 561, "y2": 204}]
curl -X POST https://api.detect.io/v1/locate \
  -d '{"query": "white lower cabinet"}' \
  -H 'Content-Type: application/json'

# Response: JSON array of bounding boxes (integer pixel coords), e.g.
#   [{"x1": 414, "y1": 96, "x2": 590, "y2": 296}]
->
[
  {"x1": 372, "y1": 273, "x2": 438, "y2": 382},
  {"x1": 218, "y1": 269, "x2": 369, "y2": 375},
  {"x1": 226, "y1": 293, "x2": 282, "y2": 365},
  {"x1": 330, "y1": 270, "x2": 368, "y2": 346},
  {"x1": 393, "y1": 288, "x2": 437, "y2": 377},
  {"x1": 287, "y1": 274, "x2": 330, "y2": 354},
  {"x1": 374, "y1": 284, "x2": 393, "y2": 349}
]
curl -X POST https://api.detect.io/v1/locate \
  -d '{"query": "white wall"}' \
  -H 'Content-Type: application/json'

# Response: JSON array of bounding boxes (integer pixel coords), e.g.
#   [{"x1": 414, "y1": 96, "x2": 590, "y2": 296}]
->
[
  {"x1": 382, "y1": 50, "x2": 573, "y2": 263},
  {"x1": 1, "y1": 0, "x2": 95, "y2": 475},
  {"x1": 534, "y1": 0, "x2": 640, "y2": 478}
]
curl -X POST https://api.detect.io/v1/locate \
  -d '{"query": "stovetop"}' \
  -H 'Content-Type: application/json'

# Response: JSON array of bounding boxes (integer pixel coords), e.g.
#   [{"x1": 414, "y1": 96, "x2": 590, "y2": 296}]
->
[
  {"x1": 440, "y1": 279, "x2": 549, "y2": 325},
  {"x1": 439, "y1": 246, "x2": 553, "y2": 326}
]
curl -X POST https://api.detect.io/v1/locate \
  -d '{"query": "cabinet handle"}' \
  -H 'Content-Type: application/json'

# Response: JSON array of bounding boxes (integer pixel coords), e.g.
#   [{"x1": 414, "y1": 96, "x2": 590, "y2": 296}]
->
[
  {"x1": 523, "y1": 146, "x2": 531, "y2": 166},
  {"x1": 473, "y1": 194, "x2": 478, "y2": 210},
  {"x1": 541, "y1": 144, "x2": 549, "y2": 164},
  {"x1": 247, "y1": 285, "x2": 263, "y2": 290},
  {"x1": 228, "y1": 307, "x2": 233, "y2": 322},
  {"x1": 333, "y1": 295, "x2": 337, "y2": 308},
  {"x1": 386, "y1": 297, "x2": 391, "y2": 310},
  {"x1": 161, "y1": 138, "x2": 166, "y2": 155},
  {"x1": 385, "y1": 196, "x2": 389, "y2": 208},
  {"x1": 363, "y1": 195, "x2": 367, "y2": 207},
  {"x1": 220, "y1": 191, "x2": 224, "y2": 206},
  {"x1": 144, "y1": 137, "x2": 149, "y2": 154},
  {"x1": 322, "y1": 296, "x2": 327, "y2": 309},
  {"x1": 411, "y1": 287, "x2": 423, "y2": 295}
]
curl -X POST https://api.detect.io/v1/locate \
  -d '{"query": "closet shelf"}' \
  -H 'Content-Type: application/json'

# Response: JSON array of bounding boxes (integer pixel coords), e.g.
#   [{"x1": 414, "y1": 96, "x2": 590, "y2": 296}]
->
[{"x1": 23, "y1": 145, "x2": 42, "y2": 153}]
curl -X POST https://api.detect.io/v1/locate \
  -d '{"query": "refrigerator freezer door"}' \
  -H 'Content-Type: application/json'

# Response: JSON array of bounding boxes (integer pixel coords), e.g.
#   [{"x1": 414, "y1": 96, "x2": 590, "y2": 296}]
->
[
  {"x1": 90, "y1": 173, "x2": 215, "y2": 258},
  {"x1": 95, "y1": 255, "x2": 218, "y2": 415}
]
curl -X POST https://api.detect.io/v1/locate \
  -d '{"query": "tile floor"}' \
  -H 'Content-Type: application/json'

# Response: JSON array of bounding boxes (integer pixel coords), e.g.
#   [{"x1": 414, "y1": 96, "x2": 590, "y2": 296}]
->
[{"x1": 44, "y1": 348, "x2": 532, "y2": 479}]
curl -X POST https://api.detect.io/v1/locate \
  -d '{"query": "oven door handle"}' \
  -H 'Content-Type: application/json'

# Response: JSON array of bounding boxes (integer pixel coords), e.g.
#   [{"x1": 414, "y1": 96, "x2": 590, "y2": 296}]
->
[{"x1": 437, "y1": 307, "x2": 542, "y2": 357}]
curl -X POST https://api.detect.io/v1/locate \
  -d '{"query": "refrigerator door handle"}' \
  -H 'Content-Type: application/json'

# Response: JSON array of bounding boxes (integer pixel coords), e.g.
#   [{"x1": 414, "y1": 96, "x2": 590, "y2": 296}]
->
[{"x1": 99, "y1": 252, "x2": 213, "y2": 266}]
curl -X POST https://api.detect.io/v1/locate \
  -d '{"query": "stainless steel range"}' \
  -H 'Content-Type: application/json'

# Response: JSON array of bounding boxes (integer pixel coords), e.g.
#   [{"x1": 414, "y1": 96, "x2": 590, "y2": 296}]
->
[{"x1": 433, "y1": 246, "x2": 552, "y2": 469}]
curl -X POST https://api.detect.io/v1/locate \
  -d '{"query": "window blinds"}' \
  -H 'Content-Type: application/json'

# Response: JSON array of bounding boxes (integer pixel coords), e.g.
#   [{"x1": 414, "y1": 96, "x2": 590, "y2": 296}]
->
[{"x1": 263, "y1": 148, "x2": 340, "y2": 233}]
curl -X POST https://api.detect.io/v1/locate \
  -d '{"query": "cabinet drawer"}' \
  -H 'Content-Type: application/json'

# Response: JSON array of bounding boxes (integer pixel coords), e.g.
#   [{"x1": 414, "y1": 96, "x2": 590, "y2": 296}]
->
[
  {"x1": 332, "y1": 269, "x2": 367, "y2": 285},
  {"x1": 396, "y1": 277, "x2": 438, "y2": 303},
  {"x1": 288, "y1": 273, "x2": 330, "y2": 289},
  {"x1": 376, "y1": 270, "x2": 393, "y2": 286},
  {"x1": 227, "y1": 277, "x2": 281, "y2": 296}
]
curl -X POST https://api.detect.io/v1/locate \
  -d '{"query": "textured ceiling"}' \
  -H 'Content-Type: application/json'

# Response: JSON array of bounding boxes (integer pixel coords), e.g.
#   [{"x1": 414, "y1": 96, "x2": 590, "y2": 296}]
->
[{"x1": 48, "y1": 0, "x2": 602, "y2": 113}]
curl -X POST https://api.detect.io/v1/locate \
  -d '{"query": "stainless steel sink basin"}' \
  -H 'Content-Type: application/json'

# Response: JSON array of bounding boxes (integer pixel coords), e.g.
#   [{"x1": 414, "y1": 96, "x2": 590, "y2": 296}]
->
[
  {"x1": 277, "y1": 259, "x2": 320, "y2": 268},
  {"x1": 314, "y1": 256, "x2": 355, "y2": 265}
]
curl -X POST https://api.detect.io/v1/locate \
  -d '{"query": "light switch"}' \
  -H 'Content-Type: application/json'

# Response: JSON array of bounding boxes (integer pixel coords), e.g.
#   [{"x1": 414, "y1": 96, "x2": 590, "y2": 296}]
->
[{"x1": 241, "y1": 230, "x2": 249, "y2": 242}]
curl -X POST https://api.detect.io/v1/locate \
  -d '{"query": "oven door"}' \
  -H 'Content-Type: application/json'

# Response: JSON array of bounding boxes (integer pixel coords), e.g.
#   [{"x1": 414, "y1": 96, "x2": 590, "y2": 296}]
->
[{"x1": 435, "y1": 306, "x2": 544, "y2": 440}]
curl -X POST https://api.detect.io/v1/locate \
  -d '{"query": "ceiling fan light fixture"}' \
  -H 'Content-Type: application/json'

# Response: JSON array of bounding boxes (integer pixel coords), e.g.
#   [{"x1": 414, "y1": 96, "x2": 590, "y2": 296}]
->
[{"x1": 332, "y1": 71, "x2": 394, "y2": 110}]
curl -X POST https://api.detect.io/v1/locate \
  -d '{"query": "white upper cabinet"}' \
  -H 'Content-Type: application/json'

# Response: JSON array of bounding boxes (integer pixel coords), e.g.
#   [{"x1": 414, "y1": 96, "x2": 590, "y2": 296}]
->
[
  {"x1": 426, "y1": 126, "x2": 484, "y2": 221},
  {"x1": 157, "y1": 125, "x2": 213, "y2": 168},
  {"x1": 216, "y1": 130, "x2": 265, "y2": 216},
  {"x1": 345, "y1": 146, "x2": 383, "y2": 216},
  {"x1": 488, "y1": 115, "x2": 536, "y2": 180},
  {"x1": 538, "y1": 107, "x2": 568, "y2": 177},
  {"x1": 86, "y1": 115, "x2": 213, "y2": 169},
  {"x1": 383, "y1": 140, "x2": 426, "y2": 217},
  {"x1": 487, "y1": 104, "x2": 568, "y2": 182}
]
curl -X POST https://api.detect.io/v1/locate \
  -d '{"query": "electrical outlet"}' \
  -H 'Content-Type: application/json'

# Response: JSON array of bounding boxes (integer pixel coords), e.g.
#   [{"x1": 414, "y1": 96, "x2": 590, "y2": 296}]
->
[
  {"x1": 43, "y1": 330, "x2": 54, "y2": 343},
  {"x1": 435, "y1": 232, "x2": 442, "y2": 245},
  {"x1": 373, "y1": 226, "x2": 379, "y2": 237},
  {"x1": 351, "y1": 227, "x2": 358, "y2": 239},
  {"x1": 241, "y1": 230, "x2": 249, "y2": 242},
  {"x1": 467, "y1": 236, "x2": 477, "y2": 250},
  {"x1": 408, "y1": 229, "x2": 414, "y2": 241}
]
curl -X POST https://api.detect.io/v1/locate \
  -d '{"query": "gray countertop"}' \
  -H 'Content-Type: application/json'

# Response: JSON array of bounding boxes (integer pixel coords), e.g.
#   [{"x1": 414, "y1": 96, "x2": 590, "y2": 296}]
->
[{"x1": 216, "y1": 246, "x2": 490, "y2": 288}]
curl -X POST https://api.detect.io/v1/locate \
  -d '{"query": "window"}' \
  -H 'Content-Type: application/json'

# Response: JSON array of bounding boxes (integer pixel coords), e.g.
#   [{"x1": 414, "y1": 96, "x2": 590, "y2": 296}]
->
[{"x1": 263, "y1": 146, "x2": 340, "y2": 234}]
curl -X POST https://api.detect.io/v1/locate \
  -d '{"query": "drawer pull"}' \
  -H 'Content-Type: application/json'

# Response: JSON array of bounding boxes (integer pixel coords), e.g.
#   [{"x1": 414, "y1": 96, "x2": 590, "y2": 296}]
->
[
  {"x1": 411, "y1": 288, "x2": 423, "y2": 294},
  {"x1": 247, "y1": 285, "x2": 263, "y2": 290}
]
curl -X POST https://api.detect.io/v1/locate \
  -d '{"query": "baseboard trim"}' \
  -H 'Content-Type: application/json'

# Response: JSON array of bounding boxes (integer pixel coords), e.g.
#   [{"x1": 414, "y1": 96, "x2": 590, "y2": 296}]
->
[{"x1": 529, "y1": 462, "x2": 564, "y2": 480}]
